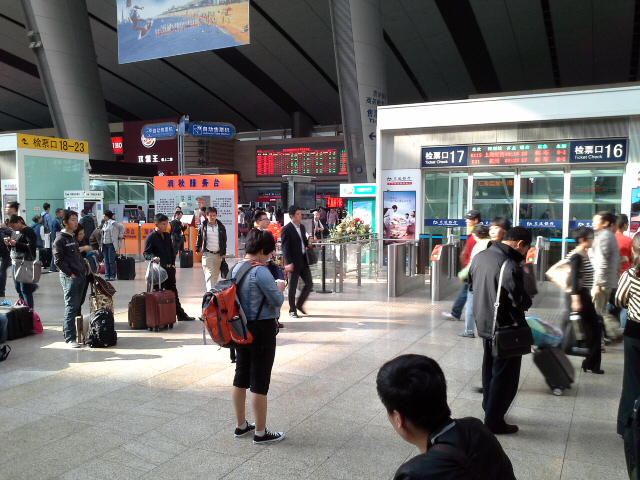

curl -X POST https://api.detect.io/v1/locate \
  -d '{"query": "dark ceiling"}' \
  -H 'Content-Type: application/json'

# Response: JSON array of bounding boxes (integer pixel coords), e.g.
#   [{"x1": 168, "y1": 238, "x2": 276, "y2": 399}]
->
[{"x1": 0, "y1": 0, "x2": 639, "y2": 133}]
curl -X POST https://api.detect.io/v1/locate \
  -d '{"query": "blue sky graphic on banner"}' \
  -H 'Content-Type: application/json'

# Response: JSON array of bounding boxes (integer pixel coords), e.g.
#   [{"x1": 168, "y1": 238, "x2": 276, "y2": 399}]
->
[{"x1": 117, "y1": 0, "x2": 249, "y2": 64}]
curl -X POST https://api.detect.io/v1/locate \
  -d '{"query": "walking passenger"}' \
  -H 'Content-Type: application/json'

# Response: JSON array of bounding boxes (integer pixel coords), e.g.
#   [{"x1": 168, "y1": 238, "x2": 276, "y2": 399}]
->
[
  {"x1": 49, "y1": 208, "x2": 64, "y2": 272},
  {"x1": 231, "y1": 229, "x2": 285, "y2": 444},
  {"x1": 615, "y1": 232, "x2": 640, "y2": 478},
  {"x1": 170, "y1": 210, "x2": 187, "y2": 258},
  {"x1": 7, "y1": 215, "x2": 38, "y2": 308},
  {"x1": 615, "y1": 214, "x2": 633, "y2": 328},
  {"x1": 53, "y1": 210, "x2": 87, "y2": 348},
  {"x1": 469, "y1": 226, "x2": 532, "y2": 434},
  {"x1": 0, "y1": 220, "x2": 11, "y2": 298},
  {"x1": 196, "y1": 207, "x2": 227, "y2": 291},
  {"x1": 489, "y1": 216, "x2": 511, "y2": 242},
  {"x1": 79, "y1": 209, "x2": 96, "y2": 239},
  {"x1": 442, "y1": 210, "x2": 482, "y2": 321},
  {"x1": 281, "y1": 205, "x2": 313, "y2": 318},
  {"x1": 591, "y1": 211, "x2": 622, "y2": 341},
  {"x1": 458, "y1": 225, "x2": 490, "y2": 338},
  {"x1": 101, "y1": 210, "x2": 125, "y2": 281},
  {"x1": 376, "y1": 354, "x2": 516, "y2": 479},
  {"x1": 567, "y1": 227, "x2": 603, "y2": 374},
  {"x1": 144, "y1": 214, "x2": 195, "y2": 322}
]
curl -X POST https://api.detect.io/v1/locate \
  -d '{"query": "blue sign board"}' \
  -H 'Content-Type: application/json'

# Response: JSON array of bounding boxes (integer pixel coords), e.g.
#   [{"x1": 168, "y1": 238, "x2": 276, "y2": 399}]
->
[
  {"x1": 422, "y1": 146, "x2": 468, "y2": 168},
  {"x1": 189, "y1": 122, "x2": 236, "y2": 139},
  {"x1": 569, "y1": 220, "x2": 593, "y2": 229},
  {"x1": 570, "y1": 138, "x2": 627, "y2": 163},
  {"x1": 520, "y1": 220, "x2": 563, "y2": 229},
  {"x1": 142, "y1": 123, "x2": 177, "y2": 139},
  {"x1": 425, "y1": 219, "x2": 466, "y2": 227}
]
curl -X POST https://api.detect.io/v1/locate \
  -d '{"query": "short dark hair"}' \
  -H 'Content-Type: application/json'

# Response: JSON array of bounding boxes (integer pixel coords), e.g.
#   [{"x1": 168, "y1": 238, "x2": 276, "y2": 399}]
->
[
  {"x1": 244, "y1": 228, "x2": 276, "y2": 255},
  {"x1": 376, "y1": 355, "x2": 451, "y2": 432},
  {"x1": 155, "y1": 213, "x2": 169, "y2": 223},
  {"x1": 490, "y1": 216, "x2": 512, "y2": 231},
  {"x1": 596, "y1": 211, "x2": 616, "y2": 226},
  {"x1": 503, "y1": 226, "x2": 533, "y2": 246},
  {"x1": 62, "y1": 210, "x2": 78, "y2": 225},
  {"x1": 206, "y1": 207, "x2": 217, "y2": 214},
  {"x1": 81, "y1": 209, "x2": 87, "y2": 215},
  {"x1": 55, "y1": 208, "x2": 64, "y2": 215},
  {"x1": 572, "y1": 226, "x2": 594, "y2": 243},
  {"x1": 616, "y1": 214, "x2": 629, "y2": 229},
  {"x1": 104, "y1": 210, "x2": 114, "y2": 219},
  {"x1": 288, "y1": 205, "x2": 300, "y2": 216},
  {"x1": 138, "y1": 206, "x2": 143, "y2": 210},
  {"x1": 8, "y1": 214, "x2": 25, "y2": 226},
  {"x1": 255, "y1": 211, "x2": 268, "y2": 222},
  {"x1": 473, "y1": 225, "x2": 490, "y2": 239},
  {"x1": 7, "y1": 201, "x2": 19, "y2": 211},
  {"x1": 31, "y1": 215, "x2": 41, "y2": 223},
  {"x1": 75, "y1": 225, "x2": 84, "y2": 235},
  {"x1": 43, "y1": 203, "x2": 50, "y2": 211},
  {"x1": 200, "y1": 206, "x2": 207, "y2": 213}
]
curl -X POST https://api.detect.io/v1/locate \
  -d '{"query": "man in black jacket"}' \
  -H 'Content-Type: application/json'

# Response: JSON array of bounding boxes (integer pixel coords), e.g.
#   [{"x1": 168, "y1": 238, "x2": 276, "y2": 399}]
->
[
  {"x1": 144, "y1": 214, "x2": 195, "y2": 321},
  {"x1": 195, "y1": 207, "x2": 227, "y2": 291},
  {"x1": 376, "y1": 354, "x2": 516, "y2": 480},
  {"x1": 281, "y1": 205, "x2": 313, "y2": 318},
  {"x1": 468, "y1": 226, "x2": 533, "y2": 435}
]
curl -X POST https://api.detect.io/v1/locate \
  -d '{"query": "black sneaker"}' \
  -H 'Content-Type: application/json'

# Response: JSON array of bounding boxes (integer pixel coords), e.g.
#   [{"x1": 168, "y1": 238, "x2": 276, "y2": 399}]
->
[
  {"x1": 253, "y1": 428, "x2": 285, "y2": 444},
  {"x1": 234, "y1": 422, "x2": 255, "y2": 437}
]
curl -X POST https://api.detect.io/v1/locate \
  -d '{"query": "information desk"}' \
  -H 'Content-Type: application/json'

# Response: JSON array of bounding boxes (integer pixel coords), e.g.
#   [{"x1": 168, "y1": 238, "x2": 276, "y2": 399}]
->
[{"x1": 118, "y1": 223, "x2": 201, "y2": 262}]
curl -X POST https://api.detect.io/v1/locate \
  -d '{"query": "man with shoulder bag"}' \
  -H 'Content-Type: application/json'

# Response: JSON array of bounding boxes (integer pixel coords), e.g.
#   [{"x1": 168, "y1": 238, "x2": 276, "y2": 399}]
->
[{"x1": 469, "y1": 226, "x2": 533, "y2": 435}]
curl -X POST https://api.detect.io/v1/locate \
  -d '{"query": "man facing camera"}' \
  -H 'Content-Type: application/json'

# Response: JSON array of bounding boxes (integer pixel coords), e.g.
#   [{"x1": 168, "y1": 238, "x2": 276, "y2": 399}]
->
[
  {"x1": 376, "y1": 354, "x2": 515, "y2": 480},
  {"x1": 281, "y1": 205, "x2": 313, "y2": 318}
]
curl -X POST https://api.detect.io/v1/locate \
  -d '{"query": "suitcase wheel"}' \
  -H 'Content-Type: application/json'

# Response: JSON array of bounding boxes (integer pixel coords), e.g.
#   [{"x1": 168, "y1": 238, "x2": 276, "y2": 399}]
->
[
  {"x1": 169, "y1": 324, "x2": 174, "y2": 329},
  {"x1": 155, "y1": 327, "x2": 160, "y2": 332},
  {"x1": 552, "y1": 387, "x2": 563, "y2": 396},
  {"x1": 148, "y1": 327, "x2": 153, "y2": 332}
]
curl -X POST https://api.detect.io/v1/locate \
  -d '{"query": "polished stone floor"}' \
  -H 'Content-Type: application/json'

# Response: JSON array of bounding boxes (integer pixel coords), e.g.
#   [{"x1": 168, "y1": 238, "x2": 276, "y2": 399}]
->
[{"x1": 0, "y1": 261, "x2": 627, "y2": 479}]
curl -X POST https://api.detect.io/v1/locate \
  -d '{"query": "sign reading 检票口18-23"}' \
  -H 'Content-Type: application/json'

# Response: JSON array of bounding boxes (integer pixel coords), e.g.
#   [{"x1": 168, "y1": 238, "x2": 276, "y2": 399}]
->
[{"x1": 421, "y1": 138, "x2": 627, "y2": 168}]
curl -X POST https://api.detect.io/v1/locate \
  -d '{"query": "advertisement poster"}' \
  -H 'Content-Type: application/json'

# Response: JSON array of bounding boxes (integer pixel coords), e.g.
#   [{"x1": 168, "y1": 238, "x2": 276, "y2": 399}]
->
[
  {"x1": 352, "y1": 200, "x2": 373, "y2": 227},
  {"x1": 631, "y1": 187, "x2": 640, "y2": 235},
  {"x1": 117, "y1": 0, "x2": 250, "y2": 64},
  {"x1": 154, "y1": 175, "x2": 238, "y2": 255},
  {"x1": 383, "y1": 191, "x2": 416, "y2": 240},
  {"x1": 123, "y1": 119, "x2": 179, "y2": 175}
]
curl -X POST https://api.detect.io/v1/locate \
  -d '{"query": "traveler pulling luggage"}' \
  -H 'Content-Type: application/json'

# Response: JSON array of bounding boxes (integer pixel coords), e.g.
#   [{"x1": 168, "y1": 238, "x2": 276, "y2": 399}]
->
[
  {"x1": 145, "y1": 261, "x2": 176, "y2": 331},
  {"x1": 527, "y1": 316, "x2": 574, "y2": 396}
]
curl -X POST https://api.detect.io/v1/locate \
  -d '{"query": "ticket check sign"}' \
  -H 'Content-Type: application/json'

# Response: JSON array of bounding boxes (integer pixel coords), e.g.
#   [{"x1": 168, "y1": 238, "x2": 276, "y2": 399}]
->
[{"x1": 18, "y1": 133, "x2": 89, "y2": 154}]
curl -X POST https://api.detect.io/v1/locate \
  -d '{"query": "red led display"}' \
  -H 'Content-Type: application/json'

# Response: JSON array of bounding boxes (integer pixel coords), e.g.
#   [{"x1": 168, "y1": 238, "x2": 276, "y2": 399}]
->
[
  {"x1": 326, "y1": 197, "x2": 344, "y2": 208},
  {"x1": 469, "y1": 143, "x2": 568, "y2": 167},
  {"x1": 256, "y1": 143, "x2": 348, "y2": 176}
]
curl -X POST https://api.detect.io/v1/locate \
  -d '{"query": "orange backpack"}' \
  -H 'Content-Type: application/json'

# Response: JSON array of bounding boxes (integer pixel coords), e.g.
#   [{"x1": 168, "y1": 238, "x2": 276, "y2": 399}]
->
[{"x1": 202, "y1": 261, "x2": 266, "y2": 348}]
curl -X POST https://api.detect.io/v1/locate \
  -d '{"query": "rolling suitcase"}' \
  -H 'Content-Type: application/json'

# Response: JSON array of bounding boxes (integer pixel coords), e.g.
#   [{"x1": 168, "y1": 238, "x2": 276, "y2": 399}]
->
[
  {"x1": 38, "y1": 248, "x2": 52, "y2": 269},
  {"x1": 180, "y1": 250, "x2": 194, "y2": 268},
  {"x1": 145, "y1": 271, "x2": 176, "y2": 331},
  {"x1": 533, "y1": 346, "x2": 574, "y2": 396},
  {"x1": 0, "y1": 305, "x2": 34, "y2": 340},
  {"x1": 128, "y1": 293, "x2": 147, "y2": 329},
  {"x1": 116, "y1": 253, "x2": 136, "y2": 280},
  {"x1": 561, "y1": 312, "x2": 589, "y2": 357}
]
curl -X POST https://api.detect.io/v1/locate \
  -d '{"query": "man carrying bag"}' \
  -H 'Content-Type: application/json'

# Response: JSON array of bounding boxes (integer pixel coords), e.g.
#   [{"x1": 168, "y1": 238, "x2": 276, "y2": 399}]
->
[{"x1": 469, "y1": 226, "x2": 533, "y2": 435}]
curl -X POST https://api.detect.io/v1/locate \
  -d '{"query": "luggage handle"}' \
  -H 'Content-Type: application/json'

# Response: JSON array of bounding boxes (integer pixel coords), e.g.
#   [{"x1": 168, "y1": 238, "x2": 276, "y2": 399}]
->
[{"x1": 147, "y1": 260, "x2": 163, "y2": 293}]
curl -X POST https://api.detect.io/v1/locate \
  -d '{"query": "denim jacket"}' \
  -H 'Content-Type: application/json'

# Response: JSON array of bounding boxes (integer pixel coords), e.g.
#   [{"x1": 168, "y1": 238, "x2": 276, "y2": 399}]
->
[{"x1": 232, "y1": 262, "x2": 284, "y2": 321}]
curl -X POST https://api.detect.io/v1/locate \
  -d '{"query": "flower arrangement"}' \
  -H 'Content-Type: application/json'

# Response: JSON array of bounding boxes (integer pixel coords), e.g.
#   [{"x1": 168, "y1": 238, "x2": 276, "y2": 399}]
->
[{"x1": 329, "y1": 214, "x2": 371, "y2": 240}]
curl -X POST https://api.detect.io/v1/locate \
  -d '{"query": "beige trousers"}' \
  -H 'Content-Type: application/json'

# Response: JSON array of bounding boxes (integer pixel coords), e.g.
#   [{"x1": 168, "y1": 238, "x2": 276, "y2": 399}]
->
[
  {"x1": 593, "y1": 287, "x2": 621, "y2": 339},
  {"x1": 202, "y1": 252, "x2": 222, "y2": 291}
]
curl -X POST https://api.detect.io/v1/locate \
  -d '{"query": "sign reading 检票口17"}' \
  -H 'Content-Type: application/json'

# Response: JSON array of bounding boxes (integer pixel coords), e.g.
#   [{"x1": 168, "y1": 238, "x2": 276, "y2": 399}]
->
[{"x1": 18, "y1": 133, "x2": 89, "y2": 154}]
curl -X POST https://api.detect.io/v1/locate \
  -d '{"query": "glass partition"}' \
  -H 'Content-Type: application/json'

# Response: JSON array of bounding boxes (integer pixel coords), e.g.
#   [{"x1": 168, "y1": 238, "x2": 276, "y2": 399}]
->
[
  {"x1": 423, "y1": 171, "x2": 467, "y2": 237},
  {"x1": 569, "y1": 168, "x2": 624, "y2": 221},
  {"x1": 471, "y1": 172, "x2": 514, "y2": 220}
]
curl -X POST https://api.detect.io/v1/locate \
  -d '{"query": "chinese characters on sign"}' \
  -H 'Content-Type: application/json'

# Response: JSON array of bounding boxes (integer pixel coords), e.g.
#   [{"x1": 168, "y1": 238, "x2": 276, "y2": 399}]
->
[
  {"x1": 424, "y1": 219, "x2": 466, "y2": 227},
  {"x1": 570, "y1": 139, "x2": 627, "y2": 163},
  {"x1": 520, "y1": 220, "x2": 563, "y2": 229},
  {"x1": 189, "y1": 123, "x2": 235, "y2": 139},
  {"x1": 256, "y1": 142, "x2": 348, "y2": 176},
  {"x1": 142, "y1": 123, "x2": 177, "y2": 139},
  {"x1": 18, "y1": 134, "x2": 89, "y2": 154},
  {"x1": 422, "y1": 146, "x2": 468, "y2": 167},
  {"x1": 138, "y1": 155, "x2": 174, "y2": 163}
]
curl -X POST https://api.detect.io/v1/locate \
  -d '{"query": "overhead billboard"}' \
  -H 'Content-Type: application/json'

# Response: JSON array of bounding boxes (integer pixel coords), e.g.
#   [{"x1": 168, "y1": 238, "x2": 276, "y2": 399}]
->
[{"x1": 117, "y1": 0, "x2": 250, "y2": 64}]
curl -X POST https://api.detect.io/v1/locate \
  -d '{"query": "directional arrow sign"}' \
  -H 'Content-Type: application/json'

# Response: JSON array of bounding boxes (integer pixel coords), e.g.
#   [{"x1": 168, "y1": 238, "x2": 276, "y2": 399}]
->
[
  {"x1": 189, "y1": 122, "x2": 236, "y2": 139},
  {"x1": 142, "y1": 123, "x2": 177, "y2": 139},
  {"x1": 369, "y1": 132, "x2": 376, "y2": 141}
]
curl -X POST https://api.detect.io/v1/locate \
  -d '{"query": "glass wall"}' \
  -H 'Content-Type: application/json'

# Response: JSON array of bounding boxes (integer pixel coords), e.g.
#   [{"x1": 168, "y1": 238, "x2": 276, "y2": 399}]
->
[
  {"x1": 424, "y1": 171, "x2": 467, "y2": 237},
  {"x1": 519, "y1": 170, "x2": 564, "y2": 238},
  {"x1": 118, "y1": 182, "x2": 147, "y2": 204},
  {"x1": 90, "y1": 179, "x2": 117, "y2": 205},
  {"x1": 471, "y1": 172, "x2": 514, "y2": 220},
  {"x1": 569, "y1": 168, "x2": 624, "y2": 222}
]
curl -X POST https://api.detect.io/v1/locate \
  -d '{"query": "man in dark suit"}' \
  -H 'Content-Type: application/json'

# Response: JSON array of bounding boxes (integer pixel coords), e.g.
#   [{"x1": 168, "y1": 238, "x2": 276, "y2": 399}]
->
[{"x1": 281, "y1": 205, "x2": 313, "y2": 318}]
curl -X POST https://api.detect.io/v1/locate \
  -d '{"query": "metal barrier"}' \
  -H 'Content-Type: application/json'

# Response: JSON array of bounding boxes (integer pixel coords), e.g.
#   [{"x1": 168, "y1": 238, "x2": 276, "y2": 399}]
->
[
  {"x1": 387, "y1": 241, "x2": 426, "y2": 297},
  {"x1": 430, "y1": 239, "x2": 462, "y2": 302}
]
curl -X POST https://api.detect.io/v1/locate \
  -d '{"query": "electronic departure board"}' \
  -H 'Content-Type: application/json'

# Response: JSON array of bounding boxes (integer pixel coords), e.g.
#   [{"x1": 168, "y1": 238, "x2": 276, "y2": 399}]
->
[
  {"x1": 422, "y1": 138, "x2": 628, "y2": 168},
  {"x1": 256, "y1": 142, "x2": 348, "y2": 176}
]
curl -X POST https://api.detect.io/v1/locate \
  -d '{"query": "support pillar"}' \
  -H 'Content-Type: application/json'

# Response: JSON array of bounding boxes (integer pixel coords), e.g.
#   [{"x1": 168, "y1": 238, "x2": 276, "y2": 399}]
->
[
  {"x1": 330, "y1": 0, "x2": 387, "y2": 183},
  {"x1": 20, "y1": 0, "x2": 114, "y2": 161}
]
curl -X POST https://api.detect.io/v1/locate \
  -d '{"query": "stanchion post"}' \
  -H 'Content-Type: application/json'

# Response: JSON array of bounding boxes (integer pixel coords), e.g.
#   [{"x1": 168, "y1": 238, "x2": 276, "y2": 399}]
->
[{"x1": 316, "y1": 244, "x2": 332, "y2": 294}]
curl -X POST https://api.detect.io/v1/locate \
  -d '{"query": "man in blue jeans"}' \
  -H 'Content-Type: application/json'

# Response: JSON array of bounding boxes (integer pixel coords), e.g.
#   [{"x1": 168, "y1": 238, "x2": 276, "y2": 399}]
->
[
  {"x1": 442, "y1": 210, "x2": 481, "y2": 321},
  {"x1": 49, "y1": 208, "x2": 64, "y2": 272},
  {"x1": 53, "y1": 210, "x2": 88, "y2": 348}
]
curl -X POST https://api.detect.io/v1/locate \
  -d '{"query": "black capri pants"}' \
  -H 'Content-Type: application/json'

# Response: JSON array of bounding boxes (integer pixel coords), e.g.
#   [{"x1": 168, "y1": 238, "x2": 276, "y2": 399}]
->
[{"x1": 233, "y1": 319, "x2": 278, "y2": 395}]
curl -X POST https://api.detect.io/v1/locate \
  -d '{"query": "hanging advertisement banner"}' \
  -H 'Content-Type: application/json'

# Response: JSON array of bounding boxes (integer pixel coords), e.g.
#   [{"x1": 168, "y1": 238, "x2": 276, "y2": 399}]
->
[{"x1": 117, "y1": 0, "x2": 250, "y2": 64}]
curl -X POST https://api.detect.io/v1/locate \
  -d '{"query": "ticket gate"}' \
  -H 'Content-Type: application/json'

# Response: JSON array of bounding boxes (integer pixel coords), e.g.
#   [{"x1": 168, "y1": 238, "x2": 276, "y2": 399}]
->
[
  {"x1": 387, "y1": 242, "x2": 426, "y2": 297},
  {"x1": 430, "y1": 236, "x2": 462, "y2": 302}
]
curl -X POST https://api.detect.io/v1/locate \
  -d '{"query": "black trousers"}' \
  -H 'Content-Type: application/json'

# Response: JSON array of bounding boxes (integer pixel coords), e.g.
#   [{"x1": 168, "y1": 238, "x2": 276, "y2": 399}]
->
[
  {"x1": 159, "y1": 266, "x2": 185, "y2": 317},
  {"x1": 482, "y1": 338, "x2": 522, "y2": 430},
  {"x1": 576, "y1": 288, "x2": 602, "y2": 371},
  {"x1": 288, "y1": 260, "x2": 313, "y2": 312},
  {"x1": 618, "y1": 335, "x2": 640, "y2": 478}
]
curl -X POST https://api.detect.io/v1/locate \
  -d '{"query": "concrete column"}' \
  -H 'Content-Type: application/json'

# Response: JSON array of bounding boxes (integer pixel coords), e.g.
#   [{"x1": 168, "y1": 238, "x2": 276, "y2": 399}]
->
[
  {"x1": 330, "y1": 0, "x2": 387, "y2": 183},
  {"x1": 20, "y1": 0, "x2": 114, "y2": 160}
]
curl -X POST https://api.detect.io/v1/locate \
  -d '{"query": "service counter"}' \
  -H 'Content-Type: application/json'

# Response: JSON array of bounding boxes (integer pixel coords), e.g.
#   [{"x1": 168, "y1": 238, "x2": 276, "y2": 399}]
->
[{"x1": 119, "y1": 223, "x2": 202, "y2": 262}]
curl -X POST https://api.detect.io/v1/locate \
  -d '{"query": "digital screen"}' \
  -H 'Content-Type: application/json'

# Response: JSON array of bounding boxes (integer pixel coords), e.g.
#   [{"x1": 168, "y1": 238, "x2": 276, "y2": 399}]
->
[
  {"x1": 256, "y1": 142, "x2": 348, "y2": 176},
  {"x1": 294, "y1": 183, "x2": 317, "y2": 210},
  {"x1": 469, "y1": 143, "x2": 569, "y2": 167}
]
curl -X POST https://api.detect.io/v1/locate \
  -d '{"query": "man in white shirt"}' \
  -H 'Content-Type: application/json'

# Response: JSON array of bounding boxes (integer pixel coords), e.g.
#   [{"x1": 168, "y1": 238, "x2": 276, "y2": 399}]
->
[
  {"x1": 281, "y1": 205, "x2": 313, "y2": 317},
  {"x1": 196, "y1": 207, "x2": 227, "y2": 291}
]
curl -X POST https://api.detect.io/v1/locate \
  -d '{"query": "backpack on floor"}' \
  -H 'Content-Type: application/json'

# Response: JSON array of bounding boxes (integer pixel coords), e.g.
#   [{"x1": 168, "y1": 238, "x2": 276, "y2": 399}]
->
[
  {"x1": 85, "y1": 308, "x2": 117, "y2": 348},
  {"x1": 201, "y1": 261, "x2": 265, "y2": 348}
]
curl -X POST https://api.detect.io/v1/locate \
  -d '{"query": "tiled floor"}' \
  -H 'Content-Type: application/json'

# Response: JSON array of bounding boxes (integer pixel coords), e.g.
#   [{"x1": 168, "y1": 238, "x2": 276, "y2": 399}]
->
[{"x1": 0, "y1": 261, "x2": 628, "y2": 479}]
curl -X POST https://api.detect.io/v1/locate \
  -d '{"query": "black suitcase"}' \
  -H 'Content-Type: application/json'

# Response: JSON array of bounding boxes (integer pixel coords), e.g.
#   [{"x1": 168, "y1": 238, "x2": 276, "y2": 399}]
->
[
  {"x1": 561, "y1": 315, "x2": 589, "y2": 357},
  {"x1": 39, "y1": 248, "x2": 52, "y2": 268},
  {"x1": 116, "y1": 254, "x2": 136, "y2": 280},
  {"x1": 533, "y1": 346, "x2": 575, "y2": 396},
  {"x1": 0, "y1": 305, "x2": 34, "y2": 340},
  {"x1": 180, "y1": 250, "x2": 194, "y2": 268}
]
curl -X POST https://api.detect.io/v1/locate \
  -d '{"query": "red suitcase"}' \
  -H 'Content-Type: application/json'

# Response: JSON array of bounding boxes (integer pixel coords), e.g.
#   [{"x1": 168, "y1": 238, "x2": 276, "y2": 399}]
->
[{"x1": 145, "y1": 270, "x2": 176, "y2": 331}]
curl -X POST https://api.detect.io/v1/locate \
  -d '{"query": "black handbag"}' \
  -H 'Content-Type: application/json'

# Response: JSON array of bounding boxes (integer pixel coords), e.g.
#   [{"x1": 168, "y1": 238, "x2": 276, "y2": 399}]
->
[
  {"x1": 491, "y1": 261, "x2": 534, "y2": 359},
  {"x1": 306, "y1": 246, "x2": 318, "y2": 265}
]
